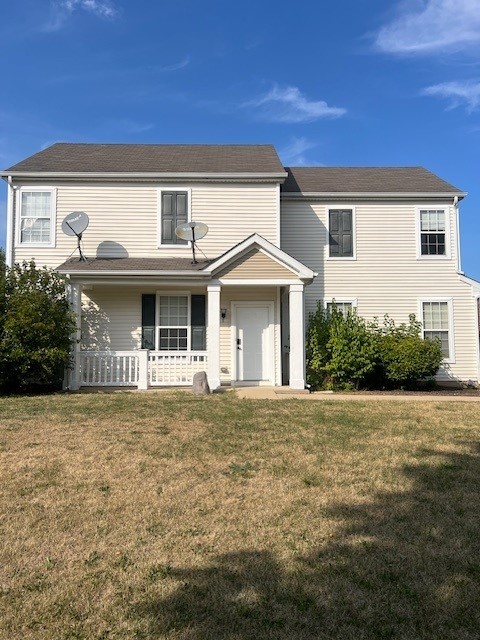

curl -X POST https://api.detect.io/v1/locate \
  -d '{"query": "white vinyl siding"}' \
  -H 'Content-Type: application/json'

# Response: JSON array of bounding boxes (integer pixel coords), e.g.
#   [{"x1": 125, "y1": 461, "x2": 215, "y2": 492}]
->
[
  {"x1": 281, "y1": 199, "x2": 477, "y2": 382},
  {"x1": 16, "y1": 188, "x2": 56, "y2": 247},
  {"x1": 13, "y1": 182, "x2": 279, "y2": 267}
]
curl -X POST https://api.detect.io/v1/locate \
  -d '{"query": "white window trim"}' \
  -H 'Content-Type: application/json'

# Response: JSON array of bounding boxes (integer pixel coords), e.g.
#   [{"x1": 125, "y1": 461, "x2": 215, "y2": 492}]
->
[
  {"x1": 15, "y1": 186, "x2": 57, "y2": 248},
  {"x1": 418, "y1": 297, "x2": 455, "y2": 364},
  {"x1": 326, "y1": 205, "x2": 356, "y2": 260},
  {"x1": 155, "y1": 291, "x2": 191, "y2": 351},
  {"x1": 157, "y1": 187, "x2": 192, "y2": 249},
  {"x1": 324, "y1": 298, "x2": 358, "y2": 312},
  {"x1": 415, "y1": 205, "x2": 451, "y2": 260}
]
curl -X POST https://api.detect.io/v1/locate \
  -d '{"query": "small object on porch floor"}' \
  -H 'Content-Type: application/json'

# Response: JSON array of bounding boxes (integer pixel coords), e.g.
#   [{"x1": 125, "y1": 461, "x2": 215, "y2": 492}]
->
[{"x1": 192, "y1": 371, "x2": 210, "y2": 395}]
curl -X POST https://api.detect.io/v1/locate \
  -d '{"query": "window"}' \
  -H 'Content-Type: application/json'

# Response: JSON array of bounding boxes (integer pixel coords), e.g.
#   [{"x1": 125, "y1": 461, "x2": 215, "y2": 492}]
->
[
  {"x1": 422, "y1": 300, "x2": 452, "y2": 359},
  {"x1": 419, "y1": 209, "x2": 446, "y2": 256},
  {"x1": 326, "y1": 301, "x2": 354, "y2": 317},
  {"x1": 17, "y1": 189, "x2": 55, "y2": 245},
  {"x1": 328, "y1": 208, "x2": 354, "y2": 258},
  {"x1": 141, "y1": 293, "x2": 206, "y2": 351},
  {"x1": 158, "y1": 295, "x2": 189, "y2": 350},
  {"x1": 159, "y1": 190, "x2": 189, "y2": 246}
]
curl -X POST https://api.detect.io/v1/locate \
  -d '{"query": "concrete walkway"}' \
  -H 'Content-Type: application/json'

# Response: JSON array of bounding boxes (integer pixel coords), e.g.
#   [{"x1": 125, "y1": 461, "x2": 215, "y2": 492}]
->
[{"x1": 234, "y1": 386, "x2": 480, "y2": 402}]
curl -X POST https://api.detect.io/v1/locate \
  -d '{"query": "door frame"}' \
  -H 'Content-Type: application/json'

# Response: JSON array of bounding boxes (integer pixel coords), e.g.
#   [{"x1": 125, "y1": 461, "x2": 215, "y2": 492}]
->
[{"x1": 231, "y1": 301, "x2": 275, "y2": 386}]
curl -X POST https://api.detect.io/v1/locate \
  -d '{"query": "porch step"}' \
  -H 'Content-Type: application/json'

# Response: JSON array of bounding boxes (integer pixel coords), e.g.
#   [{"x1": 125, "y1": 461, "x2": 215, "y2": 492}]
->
[{"x1": 274, "y1": 386, "x2": 310, "y2": 395}]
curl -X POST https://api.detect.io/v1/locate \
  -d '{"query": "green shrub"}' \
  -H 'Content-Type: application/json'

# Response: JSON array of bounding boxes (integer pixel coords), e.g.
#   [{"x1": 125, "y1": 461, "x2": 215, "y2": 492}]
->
[
  {"x1": 0, "y1": 260, "x2": 76, "y2": 393},
  {"x1": 306, "y1": 303, "x2": 378, "y2": 390},
  {"x1": 306, "y1": 304, "x2": 443, "y2": 390},
  {"x1": 376, "y1": 315, "x2": 443, "y2": 387}
]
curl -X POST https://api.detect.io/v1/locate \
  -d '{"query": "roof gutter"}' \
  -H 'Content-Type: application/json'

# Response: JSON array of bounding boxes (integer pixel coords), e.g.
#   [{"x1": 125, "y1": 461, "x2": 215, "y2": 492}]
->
[
  {"x1": 281, "y1": 191, "x2": 467, "y2": 199},
  {"x1": 1, "y1": 171, "x2": 288, "y2": 181},
  {"x1": 57, "y1": 269, "x2": 213, "y2": 277}
]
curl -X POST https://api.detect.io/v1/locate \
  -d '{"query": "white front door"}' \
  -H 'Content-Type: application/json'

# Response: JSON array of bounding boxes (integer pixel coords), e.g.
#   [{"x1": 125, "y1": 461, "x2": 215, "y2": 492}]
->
[{"x1": 233, "y1": 303, "x2": 274, "y2": 383}]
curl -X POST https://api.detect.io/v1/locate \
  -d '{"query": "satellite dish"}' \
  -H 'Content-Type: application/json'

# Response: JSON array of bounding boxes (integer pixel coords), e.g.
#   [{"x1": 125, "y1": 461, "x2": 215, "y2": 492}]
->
[
  {"x1": 62, "y1": 211, "x2": 89, "y2": 237},
  {"x1": 175, "y1": 221, "x2": 208, "y2": 242},
  {"x1": 175, "y1": 221, "x2": 209, "y2": 265},
  {"x1": 61, "y1": 211, "x2": 89, "y2": 262}
]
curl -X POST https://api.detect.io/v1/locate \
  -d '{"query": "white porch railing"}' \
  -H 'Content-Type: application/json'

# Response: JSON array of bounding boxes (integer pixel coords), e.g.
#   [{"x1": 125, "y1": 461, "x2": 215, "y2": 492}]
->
[
  {"x1": 78, "y1": 351, "x2": 139, "y2": 386},
  {"x1": 77, "y1": 350, "x2": 208, "y2": 388},
  {"x1": 148, "y1": 351, "x2": 208, "y2": 386}
]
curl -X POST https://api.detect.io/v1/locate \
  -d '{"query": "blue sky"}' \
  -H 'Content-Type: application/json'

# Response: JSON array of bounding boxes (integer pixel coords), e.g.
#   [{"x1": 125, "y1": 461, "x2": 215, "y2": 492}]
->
[{"x1": 1, "y1": 0, "x2": 479, "y2": 278}]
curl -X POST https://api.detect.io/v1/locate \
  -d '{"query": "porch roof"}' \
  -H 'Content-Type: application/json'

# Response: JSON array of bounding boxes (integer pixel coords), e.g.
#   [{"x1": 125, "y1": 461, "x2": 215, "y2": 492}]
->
[{"x1": 57, "y1": 257, "x2": 212, "y2": 275}]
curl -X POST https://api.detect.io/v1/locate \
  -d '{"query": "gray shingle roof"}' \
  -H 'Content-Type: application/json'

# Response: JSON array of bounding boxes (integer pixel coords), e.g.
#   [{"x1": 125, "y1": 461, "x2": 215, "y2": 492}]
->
[
  {"x1": 5, "y1": 143, "x2": 285, "y2": 174},
  {"x1": 282, "y1": 167, "x2": 464, "y2": 194},
  {"x1": 56, "y1": 257, "x2": 212, "y2": 272}
]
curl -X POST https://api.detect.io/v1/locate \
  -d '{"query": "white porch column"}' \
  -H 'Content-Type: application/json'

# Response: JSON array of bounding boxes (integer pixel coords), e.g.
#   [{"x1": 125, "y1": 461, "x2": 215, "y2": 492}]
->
[
  {"x1": 289, "y1": 283, "x2": 306, "y2": 390},
  {"x1": 207, "y1": 284, "x2": 221, "y2": 391},
  {"x1": 137, "y1": 350, "x2": 149, "y2": 390},
  {"x1": 69, "y1": 282, "x2": 82, "y2": 391}
]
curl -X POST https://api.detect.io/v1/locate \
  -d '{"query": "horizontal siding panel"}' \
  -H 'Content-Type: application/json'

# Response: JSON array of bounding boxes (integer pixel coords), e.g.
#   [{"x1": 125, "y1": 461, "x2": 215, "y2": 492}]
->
[
  {"x1": 282, "y1": 200, "x2": 478, "y2": 382},
  {"x1": 13, "y1": 183, "x2": 279, "y2": 268},
  {"x1": 218, "y1": 249, "x2": 293, "y2": 279}
]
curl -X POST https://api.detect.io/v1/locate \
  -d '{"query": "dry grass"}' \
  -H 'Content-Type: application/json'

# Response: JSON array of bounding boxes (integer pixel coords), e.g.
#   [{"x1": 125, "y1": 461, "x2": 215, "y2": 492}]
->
[{"x1": 0, "y1": 391, "x2": 479, "y2": 639}]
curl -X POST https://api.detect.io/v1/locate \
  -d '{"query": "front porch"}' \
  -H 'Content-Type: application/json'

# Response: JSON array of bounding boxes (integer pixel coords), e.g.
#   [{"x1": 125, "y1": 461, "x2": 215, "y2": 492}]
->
[{"x1": 61, "y1": 234, "x2": 316, "y2": 392}]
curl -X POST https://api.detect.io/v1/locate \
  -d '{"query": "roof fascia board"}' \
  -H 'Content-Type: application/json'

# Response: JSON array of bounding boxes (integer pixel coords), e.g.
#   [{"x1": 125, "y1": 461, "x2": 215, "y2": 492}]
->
[
  {"x1": 58, "y1": 269, "x2": 211, "y2": 277},
  {"x1": 459, "y1": 274, "x2": 480, "y2": 291},
  {"x1": 2, "y1": 171, "x2": 288, "y2": 181},
  {"x1": 281, "y1": 191, "x2": 467, "y2": 200}
]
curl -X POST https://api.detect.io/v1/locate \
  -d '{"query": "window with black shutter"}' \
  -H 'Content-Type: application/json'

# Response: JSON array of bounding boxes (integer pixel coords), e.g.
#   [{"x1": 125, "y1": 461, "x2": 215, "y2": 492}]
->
[
  {"x1": 329, "y1": 209, "x2": 353, "y2": 257},
  {"x1": 161, "y1": 191, "x2": 189, "y2": 245}
]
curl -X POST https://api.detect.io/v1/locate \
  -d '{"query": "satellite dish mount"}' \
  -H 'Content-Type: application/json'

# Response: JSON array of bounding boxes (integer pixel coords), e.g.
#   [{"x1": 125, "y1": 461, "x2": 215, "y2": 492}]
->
[
  {"x1": 175, "y1": 221, "x2": 209, "y2": 265},
  {"x1": 61, "y1": 211, "x2": 89, "y2": 262}
]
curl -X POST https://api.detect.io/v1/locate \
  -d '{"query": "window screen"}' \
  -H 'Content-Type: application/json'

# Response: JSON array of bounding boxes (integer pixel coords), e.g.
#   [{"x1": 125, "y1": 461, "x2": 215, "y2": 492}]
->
[
  {"x1": 422, "y1": 301, "x2": 450, "y2": 357},
  {"x1": 20, "y1": 191, "x2": 52, "y2": 244}
]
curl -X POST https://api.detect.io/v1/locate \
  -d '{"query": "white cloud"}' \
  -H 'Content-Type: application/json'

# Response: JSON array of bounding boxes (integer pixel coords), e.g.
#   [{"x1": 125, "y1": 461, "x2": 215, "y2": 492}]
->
[
  {"x1": 375, "y1": 0, "x2": 480, "y2": 55},
  {"x1": 279, "y1": 137, "x2": 318, "y2": 166},
  {"x1": 423, "y1": 80, "x2": 480, "y2": 111},
  {"x1": 245, "y1": 85, "x2": 346, "y2": 123},
  {"x1": 44, "y1": 0, "x2": 118, "y2": 31}
]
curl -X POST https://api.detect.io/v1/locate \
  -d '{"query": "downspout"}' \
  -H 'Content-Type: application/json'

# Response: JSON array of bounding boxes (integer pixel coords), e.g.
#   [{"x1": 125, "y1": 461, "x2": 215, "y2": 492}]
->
[
  {"x1": 5, "y1": 176, "x2": 14, "y2": 267},
  {"x1": 475, "y1": 294, "x2": 480, "y2": 386},
  {"x1": 453, "y1": 195, "x2": 463, "y2": 274}
]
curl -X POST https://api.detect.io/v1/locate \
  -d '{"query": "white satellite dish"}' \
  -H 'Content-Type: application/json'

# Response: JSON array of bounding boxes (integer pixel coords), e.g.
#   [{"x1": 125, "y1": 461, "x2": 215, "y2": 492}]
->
[
  {"x1": 61, "y1": 211, "x2": 89, "y2": 261},
  {"x1": 175, "y1": 221, "x2": 208, "y2": 264}
]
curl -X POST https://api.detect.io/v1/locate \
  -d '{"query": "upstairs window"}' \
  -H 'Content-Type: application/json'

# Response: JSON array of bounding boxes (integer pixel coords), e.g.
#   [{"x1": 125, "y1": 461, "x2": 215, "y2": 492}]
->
[
  {"x1": 328, "y1": 209, "x2": 354, "y2": 258},
  {"x1": 159, "y1": 190, "x2": 189, "y2": 246},
  {"x1": 17, "y1": 189, "x2": 55, "y2": 245},
  {"x1": 419, "y1": 209, "x2": 446, "y2": 256}
]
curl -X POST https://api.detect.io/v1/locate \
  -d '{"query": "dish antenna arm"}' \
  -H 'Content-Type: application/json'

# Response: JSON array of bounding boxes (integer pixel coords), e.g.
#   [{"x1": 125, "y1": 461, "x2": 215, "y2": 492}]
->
[{"x1": 66, "y1": 220, "x2": 87, "y2": 262}]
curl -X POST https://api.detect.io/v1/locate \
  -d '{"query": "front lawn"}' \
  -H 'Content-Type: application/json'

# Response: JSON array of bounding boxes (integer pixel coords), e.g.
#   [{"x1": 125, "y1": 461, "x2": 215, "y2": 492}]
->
[{"x1": 1, "y1": 392, "x2": 479, "y2": 639}]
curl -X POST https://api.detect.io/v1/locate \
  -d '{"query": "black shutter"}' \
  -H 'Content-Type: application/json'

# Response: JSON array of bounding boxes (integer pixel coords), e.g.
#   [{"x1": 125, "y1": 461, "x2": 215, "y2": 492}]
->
[
  {"x1": 191, "y1": 295, "x2": 206, "y2": 350},
  {"x1": 329, "y1": 209, "x2": 353, "y2": 257},
  {"x1": 141, "y1": 294, "x2": 156, "y2": 350},
  {"x1": 161, "y1": 191, "x2": 188, "y2": 245}
]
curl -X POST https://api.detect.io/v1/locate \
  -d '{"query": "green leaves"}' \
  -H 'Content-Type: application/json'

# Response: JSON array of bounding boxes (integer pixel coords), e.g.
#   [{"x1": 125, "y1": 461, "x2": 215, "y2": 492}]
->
[
  {"x1": 306, "y1": 304, "x2": 443, "y2": 390},
  {"x1": 0, "y1": 260, "x2": 76, "y2": 393}
]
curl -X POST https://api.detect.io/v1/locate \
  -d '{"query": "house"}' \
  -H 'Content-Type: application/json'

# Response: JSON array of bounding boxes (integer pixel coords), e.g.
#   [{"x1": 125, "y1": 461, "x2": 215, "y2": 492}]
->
[{"x1": 2, "y1": 143, "x2": 479, "y2": 390}]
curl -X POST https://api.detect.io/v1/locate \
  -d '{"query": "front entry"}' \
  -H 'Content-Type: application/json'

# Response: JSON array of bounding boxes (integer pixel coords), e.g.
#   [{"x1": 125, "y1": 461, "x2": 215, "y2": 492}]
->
[{"x1": 232, "y1": 302, "x2": 274, "y2": 384}]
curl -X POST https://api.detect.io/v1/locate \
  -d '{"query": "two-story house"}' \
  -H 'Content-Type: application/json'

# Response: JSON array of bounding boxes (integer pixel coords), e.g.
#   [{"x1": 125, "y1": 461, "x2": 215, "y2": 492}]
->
[{"x1": 2, "y1": 143, "x2": 479, "y2": 390}]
